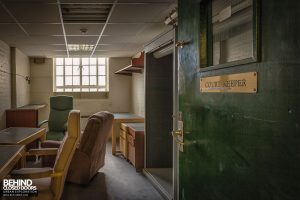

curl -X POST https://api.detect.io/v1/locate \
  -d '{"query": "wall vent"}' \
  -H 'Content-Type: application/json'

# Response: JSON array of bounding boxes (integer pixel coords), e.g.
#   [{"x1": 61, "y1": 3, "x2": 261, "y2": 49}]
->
[
  {"x1": 31, "y1": 57, "x2": 46, "y2": 64},
  {"x1": 61, "y1": 4, "x2": 112, "y2": 23}
]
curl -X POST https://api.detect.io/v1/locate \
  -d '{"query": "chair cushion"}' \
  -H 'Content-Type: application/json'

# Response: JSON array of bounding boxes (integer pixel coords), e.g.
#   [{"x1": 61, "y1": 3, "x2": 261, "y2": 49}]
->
[
  {"x1": 48, "y1": 96, "x2": 73, "y2": 132},
  {"x1": 32, "y1": 177, "x2": 53, "y2": 200},
  {"x1": 48, "y1": 109, "x2": 69, "y2": 132},
  {"x1": 50, "y1": 95, "x2": 73, "y2": 110},
  {"x1": 11, "y1": 168, "x2": 53, "y2": 200},
  {"x1": 46, "y1": 131, "x2": 65, "y2": 141}
]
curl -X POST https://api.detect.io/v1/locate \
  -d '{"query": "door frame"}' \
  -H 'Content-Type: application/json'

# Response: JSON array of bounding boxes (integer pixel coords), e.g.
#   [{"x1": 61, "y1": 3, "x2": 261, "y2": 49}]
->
[{"x1": 172, "y1": 28, "x2": 179, "y2": 200}]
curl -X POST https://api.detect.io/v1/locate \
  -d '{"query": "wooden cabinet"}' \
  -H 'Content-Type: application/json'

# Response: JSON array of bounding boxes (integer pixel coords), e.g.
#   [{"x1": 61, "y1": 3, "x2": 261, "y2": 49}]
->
[
  {"x1": 6, "y1": 104, "x2": 46, "y2": 128},
  {"x1": 121, "y1": 123, "x2": 145, "y2": 172},
  {"x1": 120, "y1": 123, "x2": 128, "y2": 158}
]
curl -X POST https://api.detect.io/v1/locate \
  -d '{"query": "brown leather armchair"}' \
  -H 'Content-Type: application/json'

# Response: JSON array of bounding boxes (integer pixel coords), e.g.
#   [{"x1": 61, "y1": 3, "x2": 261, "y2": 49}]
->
[
  {"x1": 41, "y1": 111, "x2": 114, "y2": 185},
  {"x1": 11, "y1": 110, "x2": 81, "y2": 200}
]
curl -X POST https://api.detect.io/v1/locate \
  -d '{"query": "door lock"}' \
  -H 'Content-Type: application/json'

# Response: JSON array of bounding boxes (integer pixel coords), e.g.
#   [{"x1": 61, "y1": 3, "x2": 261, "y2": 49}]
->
[
  {"x1": 172, "y1": 130, "x2": 184, "y2": 145},
  {"x1": 175, "y1": 40, "x2": 191, "y2": 48},
  {"x1": 172, "y1": 118, "x2": 185, "y2": 151}
]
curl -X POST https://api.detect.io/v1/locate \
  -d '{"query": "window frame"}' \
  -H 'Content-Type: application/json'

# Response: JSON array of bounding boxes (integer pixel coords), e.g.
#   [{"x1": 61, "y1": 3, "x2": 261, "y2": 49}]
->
[
  {"x1": 54, "y1": 57, "x2": 109, "y2": 93},
  {"x1": 199, "y1": 0, "x2": 260, "y2": 72}
]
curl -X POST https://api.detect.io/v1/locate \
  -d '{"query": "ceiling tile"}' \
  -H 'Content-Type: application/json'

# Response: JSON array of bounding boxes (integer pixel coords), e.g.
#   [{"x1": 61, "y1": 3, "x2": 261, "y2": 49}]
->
[
  {"x1": 96, "y1": 43, "x2": 141, "y2": 51},
  {"x1": 104, "y1": 24, "x2": 145, "y2": 36},
  {"x1": 4, "y1": 2, "x2": 60, "y2": 23},
  {"x1": 93, "y1": 50, "x2": 135, "y2": 57},
  {"x1": 0, "y1": 6, "x2": 14, "y2": 23},
  {"x1": 0, "y1": 24, "x2": 26, "y2": 37},
  {"x1": 60, "y1": 0, "x2": 114, "y2": 3},
  {"x1": 0, "y1": 36, "x2": 64, "y2": 46},
  {"x1": 66, "y1": 36, "x2": 98, "y2": 44},
  {"x1": 100, "y1": 35, "x2": 137, "y2": 44},
  {"x1": 64, "y1": 24, "x2": 104, "y2": 35},
  {"x1": 2, "y1": 0, "x2": 56, "y2": 2},
  {"x1": 109, "y1": 4, "x2": 170, "y2": 23},
  {"x1": 118, "y1": 0, "x2": 174, "y2": 2},
  {"x1": 23, "y1": 24, "x2": 62, "y2": 36}
]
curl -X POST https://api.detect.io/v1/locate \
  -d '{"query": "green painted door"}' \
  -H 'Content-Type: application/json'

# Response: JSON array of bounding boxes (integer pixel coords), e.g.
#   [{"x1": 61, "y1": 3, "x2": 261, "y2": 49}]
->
[{"x1": 177, "y1": 0, "x2": 300, "y2": 200}]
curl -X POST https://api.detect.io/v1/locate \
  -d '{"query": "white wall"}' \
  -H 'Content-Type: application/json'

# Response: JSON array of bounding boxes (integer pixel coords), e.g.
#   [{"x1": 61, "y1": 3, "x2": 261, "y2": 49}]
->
[
  {"x1": 0, "y1": 40, "x2": 11, "y2": 129},
  {"x1": 131, "y1": 72, "x2": 145, "y2": 117},
  {"x1": 30, "y1": 57, "x2": 132, "y2": 129},
  {"x1": 30, "y1": 58, "x2": 53, "y2": 122}
]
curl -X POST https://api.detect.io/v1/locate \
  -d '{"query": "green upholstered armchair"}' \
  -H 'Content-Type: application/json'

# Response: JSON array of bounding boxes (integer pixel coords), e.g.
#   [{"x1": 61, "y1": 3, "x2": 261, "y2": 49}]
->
[{"x1": 39, "y1": 96, "x2": 73, "y2": 141}]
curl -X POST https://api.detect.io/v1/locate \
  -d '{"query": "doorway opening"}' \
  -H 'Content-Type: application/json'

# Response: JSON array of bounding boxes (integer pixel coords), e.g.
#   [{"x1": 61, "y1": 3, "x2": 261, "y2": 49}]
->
[{"x1": 144, "y1": 36, "x2": 174, "y2": 200}]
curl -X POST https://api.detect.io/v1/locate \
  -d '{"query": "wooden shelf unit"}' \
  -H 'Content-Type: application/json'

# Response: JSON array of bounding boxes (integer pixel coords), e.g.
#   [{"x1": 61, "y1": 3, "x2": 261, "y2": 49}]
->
[{"x1": 115, "y1": 52, "x2": 144, "y2": 76}]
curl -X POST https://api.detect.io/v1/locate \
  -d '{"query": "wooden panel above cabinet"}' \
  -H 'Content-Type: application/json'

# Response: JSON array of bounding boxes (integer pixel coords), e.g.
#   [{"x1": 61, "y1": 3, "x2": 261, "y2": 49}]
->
[{"x1": 115, "y1": 52, "x2": 144, "y2": 76}]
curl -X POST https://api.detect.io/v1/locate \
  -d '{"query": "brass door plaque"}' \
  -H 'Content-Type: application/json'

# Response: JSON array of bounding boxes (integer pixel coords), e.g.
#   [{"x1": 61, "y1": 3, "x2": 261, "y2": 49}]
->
[{"x1": 200, "y1": 72, "x2": 257, "y2": 93}]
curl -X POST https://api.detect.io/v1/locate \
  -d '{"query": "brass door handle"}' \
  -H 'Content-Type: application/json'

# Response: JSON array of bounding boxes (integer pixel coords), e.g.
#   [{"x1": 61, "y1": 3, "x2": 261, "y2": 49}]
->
[
  {"x1": 171, "y1": 130, "x2": 184, "y2": 145},
  {"x1": 175, "y1": 40, "x2": 191, "y2": 48}
]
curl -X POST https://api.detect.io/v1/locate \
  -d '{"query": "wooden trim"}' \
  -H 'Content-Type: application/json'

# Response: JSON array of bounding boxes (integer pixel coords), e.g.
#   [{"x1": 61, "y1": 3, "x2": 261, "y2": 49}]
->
[
  {"x1": 16, "y1": 128, "x2": 46, "y2": 145},
  {"x1": 0, "y1": 145, "x2": 25, "y2": 180}
]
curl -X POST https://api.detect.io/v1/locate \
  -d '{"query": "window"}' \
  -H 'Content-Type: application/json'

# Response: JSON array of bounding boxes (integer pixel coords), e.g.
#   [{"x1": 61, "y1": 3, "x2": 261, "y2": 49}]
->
[
  {"x1": 54, "y1": 57, "x2": 108, "y2": 92},
  {"x1": 200, "y1": 0, "x2": 259, "y2": 69}
]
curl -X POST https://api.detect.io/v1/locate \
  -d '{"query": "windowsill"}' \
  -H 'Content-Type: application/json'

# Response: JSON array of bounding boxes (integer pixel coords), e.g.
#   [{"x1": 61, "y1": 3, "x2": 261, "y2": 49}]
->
[{"x1": 53, "y1": 92, "x2": 109, "y2": 99}]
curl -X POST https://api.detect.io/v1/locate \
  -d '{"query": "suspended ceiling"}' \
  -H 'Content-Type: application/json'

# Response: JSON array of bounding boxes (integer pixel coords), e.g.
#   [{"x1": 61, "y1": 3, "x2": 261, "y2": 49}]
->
[{"x1": 0, "y1": 0, "x2": 176, "y2": 58}]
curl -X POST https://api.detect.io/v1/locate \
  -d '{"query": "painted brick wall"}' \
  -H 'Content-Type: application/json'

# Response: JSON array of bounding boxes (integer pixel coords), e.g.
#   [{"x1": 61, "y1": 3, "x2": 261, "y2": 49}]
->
[
  {"x1": 15, "y1": 48, "x2": 30, "y2": 107},
  {"x1": 132, "y1": 73, "x2": 145, "y2": 117},
  {"x1": 0, "y1": 40, "x2": 11, "y2": 129}
]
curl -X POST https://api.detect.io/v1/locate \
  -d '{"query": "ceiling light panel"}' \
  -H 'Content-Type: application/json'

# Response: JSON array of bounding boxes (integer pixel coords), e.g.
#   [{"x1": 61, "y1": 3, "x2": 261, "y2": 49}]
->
[
  {"x1": 61, "y1": 4, "x2": 112, "y2": 23},
  {"x1": 67, "y1": 44, "x2": 94, "y2": 51}
]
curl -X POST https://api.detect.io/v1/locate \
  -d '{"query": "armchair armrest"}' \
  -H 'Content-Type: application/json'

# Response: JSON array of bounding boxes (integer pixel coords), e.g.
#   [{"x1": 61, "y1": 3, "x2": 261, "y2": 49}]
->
[
  {"x1": 26, "y1": 148, "x2": 58, "y2": 156},
  {"x1": 11, "y1": 168, "x2": 63, "y2": 179},
  {"x1": 39, "y1": 120, "x2": 49, "y2": 127}
]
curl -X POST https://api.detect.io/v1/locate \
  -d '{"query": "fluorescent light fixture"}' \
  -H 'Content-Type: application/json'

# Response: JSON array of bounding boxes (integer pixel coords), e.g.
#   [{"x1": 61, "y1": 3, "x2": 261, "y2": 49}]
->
[
  {"x1": 68, "y1": 44, "x2": 94, "y2": 51},
  {"x1": 164, "y1": 8, "x2": 178, "y2": 26}
]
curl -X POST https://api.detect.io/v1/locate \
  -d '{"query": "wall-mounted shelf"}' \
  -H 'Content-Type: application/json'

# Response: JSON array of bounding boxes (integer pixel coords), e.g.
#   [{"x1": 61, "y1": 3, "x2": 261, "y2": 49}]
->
[{"x1": 115, "y1": 52, "x2": 144, "y2": 76}]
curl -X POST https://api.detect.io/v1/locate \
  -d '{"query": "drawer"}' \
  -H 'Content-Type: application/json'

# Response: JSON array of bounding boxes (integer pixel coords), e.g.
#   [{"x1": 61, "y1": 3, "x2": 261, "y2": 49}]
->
[
  {"x1": 127, "y1": 133, "x2": 134, "y2": 146},
  {"x1": 128, "y1": 143, "x2": 135, "y2": 165},
  {"x1": 120, "y1": 129, "x2": 127, "y2": 138},
  {"x1": 119, "y1": 136, "x2": 127, "y2": 158},
  {"x1": 120, "y1": 123, "x2": 128, "y2": 131}
]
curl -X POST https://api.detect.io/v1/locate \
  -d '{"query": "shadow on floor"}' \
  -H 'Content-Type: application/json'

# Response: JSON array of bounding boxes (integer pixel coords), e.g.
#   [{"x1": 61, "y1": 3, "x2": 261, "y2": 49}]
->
[{"x1": 62, "y1": 172, "x2": 108, "y2": 200}]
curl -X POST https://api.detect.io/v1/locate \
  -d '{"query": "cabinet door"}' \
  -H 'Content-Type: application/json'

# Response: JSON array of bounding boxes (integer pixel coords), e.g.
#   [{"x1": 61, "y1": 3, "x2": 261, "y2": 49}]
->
[{"x1": 6, "y1": 109, "x2": 38, "y2": 128}]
